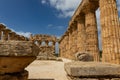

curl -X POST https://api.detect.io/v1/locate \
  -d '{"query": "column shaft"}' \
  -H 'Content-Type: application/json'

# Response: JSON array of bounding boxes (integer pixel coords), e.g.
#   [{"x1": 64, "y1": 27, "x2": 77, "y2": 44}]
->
[
  {"x1": 77, "y1": 16, "x2": 86, "y2": 52},
  {"x1": 85, "y1": 11, "x2": 99, "y2": 61},
  {"x1": 100, "y1": 0, "x2": 120, "y2": 64}
]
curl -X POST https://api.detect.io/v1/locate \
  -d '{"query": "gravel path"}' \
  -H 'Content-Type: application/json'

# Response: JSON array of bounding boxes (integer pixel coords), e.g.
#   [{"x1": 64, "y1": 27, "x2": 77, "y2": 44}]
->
[{"x1": 26, "y1": 58, "x2": 71, "y2": 80}]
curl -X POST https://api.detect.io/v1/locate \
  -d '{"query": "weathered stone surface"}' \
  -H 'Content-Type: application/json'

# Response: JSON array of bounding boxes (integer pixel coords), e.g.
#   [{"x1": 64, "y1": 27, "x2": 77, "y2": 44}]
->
[
  {"x1": 0, "y1": 41, "x2": 40, "y2": 56},
  {"x1": 65, "y1": 62, "x2": 120, "y2": 77},
  {"x1": 30, "y1": 34, "x2": 58, "y2": 59},
  {"x1": 75, "y1": 52, "x2": 93, "y2": 61},
  {"x1": 0, "y1": 56, "x2": 36, "y2": 74},
  {"x1": 37, "y1": 46, "x2": 56, "y2": 60},
  {"x1": 0, "y1": 70, "x2": 28, "y2": 80},
  {"x1": 0, "y1": 41, "x2": 40, "y2": 73},
  {"x1": 67, "y1": 75, "x2": 120, "y2": 80}
]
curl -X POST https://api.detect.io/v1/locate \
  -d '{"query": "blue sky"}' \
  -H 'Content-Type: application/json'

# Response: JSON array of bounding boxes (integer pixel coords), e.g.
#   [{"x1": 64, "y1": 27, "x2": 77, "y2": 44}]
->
[
  {"x1": 0, "y1": 0, "x2": 120, "y2": 40},
  {"x1": 0, "y1": 0, "x2": 120, "y2": 51},
  {"x1": 0, "y1": 0, "x2": 81, "y2": 37}
]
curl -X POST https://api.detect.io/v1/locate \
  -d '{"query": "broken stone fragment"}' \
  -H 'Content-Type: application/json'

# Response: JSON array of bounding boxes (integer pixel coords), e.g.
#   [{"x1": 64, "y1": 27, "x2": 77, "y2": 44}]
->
[
  {"x1": 75, "y1": 52, "x2": 94, "y2": 61},
  {"x1": 0, "y1": 41, "x2": 40, "y2": 74}
]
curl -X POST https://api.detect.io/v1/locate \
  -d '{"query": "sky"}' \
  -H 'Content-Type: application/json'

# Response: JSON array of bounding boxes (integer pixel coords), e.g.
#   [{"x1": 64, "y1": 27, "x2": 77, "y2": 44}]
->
[{"x1": 0, "y1": 0, "x2": 120, "y2": 50}]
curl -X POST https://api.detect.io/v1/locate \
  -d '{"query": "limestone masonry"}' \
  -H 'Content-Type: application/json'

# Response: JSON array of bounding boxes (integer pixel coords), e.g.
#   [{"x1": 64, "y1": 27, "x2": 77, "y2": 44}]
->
[
  {"x1": 59, "y1": 0, "x2": 120, "y2": 64},
  {"x1": 0, "y1": 0, "x2": 120, "y2": 80},
  {"x1": 0, "y1": 41, "x2": 39, "y2": 80},
  {"x1": 30, "y1": 34, "x2": 59, "y2": 60}
]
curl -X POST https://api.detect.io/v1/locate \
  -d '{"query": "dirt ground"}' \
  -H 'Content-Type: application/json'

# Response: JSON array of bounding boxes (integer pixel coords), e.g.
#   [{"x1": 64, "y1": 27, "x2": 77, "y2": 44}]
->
[{"x1": 26, "y1": 58, "x2": 72, "y2": 80}]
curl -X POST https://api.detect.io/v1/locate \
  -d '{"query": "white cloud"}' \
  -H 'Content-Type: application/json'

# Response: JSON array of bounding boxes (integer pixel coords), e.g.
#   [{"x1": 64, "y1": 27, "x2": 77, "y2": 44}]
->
[
  {"x1": 117, "y1": 0, "x2": 120, "y2": 12},
  {"x1": 41, "y1": 0, "x2": 81, "y2": 18},
  {"x1": 41, "y1": 0, "x2": 47, "y2": 4},
  {"x1": 47, "y1": 24, "x2": 64, "y2": 30},
  {"x1": 16, "y1": 31, "x2": 31, "y2": 38}
]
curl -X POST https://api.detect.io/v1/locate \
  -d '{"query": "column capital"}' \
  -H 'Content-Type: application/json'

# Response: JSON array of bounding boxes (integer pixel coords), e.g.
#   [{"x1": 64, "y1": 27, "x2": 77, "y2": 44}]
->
[{"x1": 82, "y1": 2, "x2": 98, "y2": 14}]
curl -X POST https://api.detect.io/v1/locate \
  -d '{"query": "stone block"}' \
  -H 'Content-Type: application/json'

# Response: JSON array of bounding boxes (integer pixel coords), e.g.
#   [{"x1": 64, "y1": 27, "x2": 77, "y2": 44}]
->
[
  {"x1": 65, "y1": 62, "x2": 120, "y2": 78},
  {"x1": 0, "y1": 41, "x2": 40, "y2": 74},
  {"x1": 0, "y1": 56, "x2": 36, "y2": 74}
]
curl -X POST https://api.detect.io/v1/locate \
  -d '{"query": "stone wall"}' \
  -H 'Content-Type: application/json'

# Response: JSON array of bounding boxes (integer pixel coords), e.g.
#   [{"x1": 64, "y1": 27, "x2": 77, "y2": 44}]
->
[{"x1": 30, "y1": 34, "x2": 59, "y2": 59}]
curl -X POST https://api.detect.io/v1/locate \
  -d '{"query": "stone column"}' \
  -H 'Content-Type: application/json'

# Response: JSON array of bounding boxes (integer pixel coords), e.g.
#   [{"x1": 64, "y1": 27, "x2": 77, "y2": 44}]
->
[
  {"x1": 60, "y1": 38, "x2": 64, "y2": 57},
  {"x1": 45, "y1": 40, "x2": 49, "y2": 46},
  {"x1": 76, "y1": 15, "x2": 86, "y2": 52},
  {"x1": 68, "y1": 29, "x2": 72, "y2": 59},
  {"x1": 100, "y1": 0, "x2": 120, "y2": 64},
  {"x1": 61, "y1": 37, "x2": 64, "y2": 57},
  {"x1": 59, "y1": 40, "x2": 62, "y2": 57},
  {"x1": 71, "y1": 26, "x2": 75, "y2": 59},
  {"x1": 74, "y1": 23, "x2": 78, "y2": 53},
  {"x1": 65, "y1": 33, "x2": 69, "y2": 58},
  {"x1": 0, "y1": 24, "x2": 6, "y2": 40},
  {"x1": 2, "y1": 29, "x2": 11, "y2": 40},
  {"x1": 38, "y1": 41, "x2": 42, "y2": 47},
  {"x1": 85, "y1": 9, "x2": 99, "y2": 61},
  {"x1": 9, "y1": 32, "x2": 16, "y2": 40},
  {"x1": 52, "y1": 41, "x2": 56, "y2": 54}
]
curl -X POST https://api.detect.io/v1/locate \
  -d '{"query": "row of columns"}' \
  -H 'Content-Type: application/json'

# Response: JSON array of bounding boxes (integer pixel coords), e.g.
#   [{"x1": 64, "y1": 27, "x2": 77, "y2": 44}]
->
[
  {"x1": 59, "y1": 0, "x2": 120, "y2": 64},
  {"x1": 59, "y1": 2, "x2": 99, "y2": 61},
  {"x1": 0, "y1": 24, "x2": 27, "y2": 41}
]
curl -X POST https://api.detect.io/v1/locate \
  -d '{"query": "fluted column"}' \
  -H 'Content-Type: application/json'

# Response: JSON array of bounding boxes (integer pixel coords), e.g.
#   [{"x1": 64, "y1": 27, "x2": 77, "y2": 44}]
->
[
  {"x1": 100, "y1": 0, "x2": 120, "y2": 64},
  {"x1": 71, "y1": 26, "x2": 75, "y2": 59},
  {"x1": 85, "y1": 10, "x2": 99, "y2": 61},
  {"x1": 77, "y1": 15, "x2": 86, "y2": 52},
  {"x1": 65, "y1": 33, "x2": 69, "y2": 58},
  {"x1": 64, "y1": 36, "x2": 67, "y2": 58},
  {"x1": 74, "y1": 24, "x2": 78, "y2": 53},
  {"x1": 68, "y1": 29, "x2": 72, "y2": 59},
  {"x1": 62, "y1": 37, "x2": 65, "y2": 57}
]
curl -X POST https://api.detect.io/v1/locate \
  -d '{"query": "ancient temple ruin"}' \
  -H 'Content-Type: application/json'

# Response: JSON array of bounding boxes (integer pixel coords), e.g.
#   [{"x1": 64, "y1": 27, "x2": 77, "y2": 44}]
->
[
  {"x1": 0, "y1": 24, "x2": 28, "y2": 41},
  {"x1": 59, "y1": 0, "x2": 120, "y2": 64},
  {"x1": 29, "y1": 34, "x2": 59, "y2": 59},
  {"x1": 0, "y1": 0, "x2": 120, "y2": 80}
]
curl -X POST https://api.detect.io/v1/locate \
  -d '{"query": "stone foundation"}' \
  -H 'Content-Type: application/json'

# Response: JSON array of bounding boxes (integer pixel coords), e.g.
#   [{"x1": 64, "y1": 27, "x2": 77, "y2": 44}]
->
[{"x1": 0, "y1": 70, "x2": 28, "y2": 80}]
